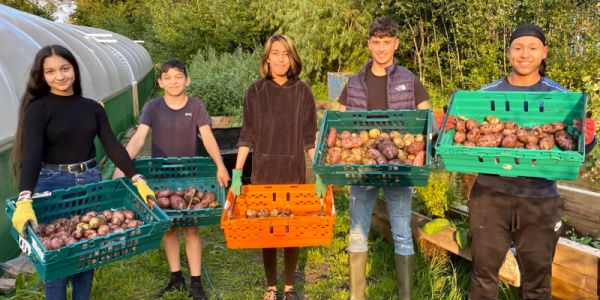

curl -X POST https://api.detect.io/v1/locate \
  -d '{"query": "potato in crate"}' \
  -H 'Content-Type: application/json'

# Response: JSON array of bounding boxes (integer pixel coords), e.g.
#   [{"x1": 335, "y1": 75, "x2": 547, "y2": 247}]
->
[
  {"x1": 4, "y1": 178, "x2": 171, "y2": 281},
  {"x1": 133, "y1": 157, "x2": 226, "y2": 227},
  {"x1": 436, "y1": 91, "x2": 587, "y2": 180},
  {"x1": 313, "y1": 109, "x2": 434, "y2": 186},
  {"x1": 221, "y1": 184, "x2": 336, "y2": 249}
]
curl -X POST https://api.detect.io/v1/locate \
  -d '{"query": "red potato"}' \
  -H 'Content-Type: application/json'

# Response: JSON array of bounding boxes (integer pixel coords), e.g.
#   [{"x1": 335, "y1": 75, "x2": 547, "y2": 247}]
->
[
  {"x1": 463, "y1": 141, "x2": 476, "y2": 147},
  {"x1": 412, "y1": 151, "x2": 425, "y2": 166},
  {"x1": 465, "y1": 119, "x2": 479, "y2": 131},
  {"x1": 490, "y1": 123, "x2": 505, "y2": 133},
  {"x1": 121, "y1": 210, "x2": 135, "y2": 220},
  {"x1": 367, "y1": 148, "x2": 387, "y2": 165},
  {"x1": 110, "y1": 211, "x2": 125, "y2": 226},
  {"x1": 453, "y1": 131, "x2": 466, "y2": 144},
  {"x1": 203, "y1": 192, "x2": 216, "y2": 203},
  {"x1": 406, "y1": 141, "x2": 425, "y2": 155},
  {"x1": 101, "y1": 210, "x2": 112, "y2": 222},
  {"x1": 97, "y1": 225, "x2": 111, "y2": 236},
  {"x1": 339, "y1": 130, "x2": 352, "y2": 140},
  {"x1": 552, "y1": 122, "x2": 566, "y2": 131},
  {"x1": 340, "y1": 137, "x2": 354, "y2": 149},
  {"x1": 326, "y1": 128, "x2": 337, "y2": 147},
  {"x1": 84, "y1": 230, "x2": 97, "y2": 239},
  {"x1": 525, "y1": 142, "x2": 540, "y2": 150},
  {"x1": 485, "y1": 115, "x2": 501, "y2": 125},
  {"x1": 171, "y1": 197, "x2": 186, "y2": 210},
  {"x1": 157, "y1": 197, "x2": 171, "y2": 209},
  {"x1": 554, "y1": 130, "x2": 577, "y2": 151},
  {"x1": 209, "y1": 201, "x2": 220, "y2": 208},
  {"x1": 455, "y1": 120, "x2": 467, "y2": 132},
  {"x1": 351, "y1": 136, "x2": 363, "y2": 148},
  {"x1": 387, "y1": 159, "x2": 401, "y2": 164},
  {"x1": 184, "y1": 187, "x2": 196, "y2": 202},
  {"x1": 195, "y1": 191, "x2": 205, "y2": 200},
  {"x1": 466, "y1": 128, "x2": 480, "y2": 142},
  {"x1": 501, "y1": 134, "x2": 518, "y2": 148},
  {"x1": 155, "y1": 188, "x2": 173, "y2": 198}
]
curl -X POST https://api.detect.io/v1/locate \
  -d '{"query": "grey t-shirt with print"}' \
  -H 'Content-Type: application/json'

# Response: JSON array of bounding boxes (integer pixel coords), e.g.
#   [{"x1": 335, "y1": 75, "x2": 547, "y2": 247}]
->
[{"x1": 140, "y1": 96, "x2": 211, "y2": 157}]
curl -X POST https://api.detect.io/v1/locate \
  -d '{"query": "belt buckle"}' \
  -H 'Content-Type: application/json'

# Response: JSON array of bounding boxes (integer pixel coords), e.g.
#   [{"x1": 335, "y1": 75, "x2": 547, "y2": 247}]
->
[{"x1": 67, "y1": 163, "x2": 84, "y2": 173}]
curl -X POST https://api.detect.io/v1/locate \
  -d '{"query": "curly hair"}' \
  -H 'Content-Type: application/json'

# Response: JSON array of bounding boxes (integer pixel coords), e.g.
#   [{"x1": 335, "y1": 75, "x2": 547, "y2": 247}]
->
[{"x1": 369, "y1": 16, "x2": 398, "y2": 39}]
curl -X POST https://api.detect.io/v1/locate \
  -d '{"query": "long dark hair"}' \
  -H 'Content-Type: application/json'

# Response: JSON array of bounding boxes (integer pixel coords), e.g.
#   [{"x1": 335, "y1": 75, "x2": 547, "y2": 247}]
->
[{"x1": 12, "y1": 45, "x2": 82, "y2": 178}]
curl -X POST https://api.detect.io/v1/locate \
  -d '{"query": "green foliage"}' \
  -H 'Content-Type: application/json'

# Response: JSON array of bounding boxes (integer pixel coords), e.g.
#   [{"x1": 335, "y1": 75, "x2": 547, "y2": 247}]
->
[
  {"x1": 422, "y1": 218, "x2": 452, "y2": 235},
  {"x1": 415, "y1": 171, "x2": 460, "y2": 218},
  {"x1": 187, "y1": 48, "x2": 259, "y2": 117},
  {"x1": 564, "y1": 228, "x2": 600, "y2": 250},
  {"x1": 2, "y1": 0, "x2": 53, "y2": 19},
  {"x1": 252, "y1": 0, "x2": 381, "y2": 82},
  {"x1": 73, "y1": 0, "x2": 264, "y2": 63}
]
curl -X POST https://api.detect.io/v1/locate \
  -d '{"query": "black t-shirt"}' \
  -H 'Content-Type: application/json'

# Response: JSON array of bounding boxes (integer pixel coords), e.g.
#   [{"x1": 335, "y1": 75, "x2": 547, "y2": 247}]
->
[
  {"x1": 19, "y1": 93, "x2": 137, "y2": 191},
  {"x1": 140, "y1": 96, "x2": 212, "y2": 158},
  {"x1": 337, "y1": 69, "x2": 429, "y2": 109}
]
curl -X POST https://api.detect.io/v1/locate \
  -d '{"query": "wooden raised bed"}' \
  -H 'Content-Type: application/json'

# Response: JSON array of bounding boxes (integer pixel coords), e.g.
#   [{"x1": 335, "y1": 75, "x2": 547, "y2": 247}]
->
[{"x1": 371, "y1": 201, "x2": 600, "y2": 299}]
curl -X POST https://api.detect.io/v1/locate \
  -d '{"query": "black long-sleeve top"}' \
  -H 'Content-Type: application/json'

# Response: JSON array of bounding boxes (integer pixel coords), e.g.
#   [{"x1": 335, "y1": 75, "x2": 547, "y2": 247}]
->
[{"x1": 19, "y1": 93, "x2": 137, "y2": 191}]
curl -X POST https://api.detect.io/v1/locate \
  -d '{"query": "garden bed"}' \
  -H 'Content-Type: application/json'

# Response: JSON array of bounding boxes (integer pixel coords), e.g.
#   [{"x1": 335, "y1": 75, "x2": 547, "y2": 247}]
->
[{"x1": 371, "y1": 202, "x2": 600, "y2": 299}]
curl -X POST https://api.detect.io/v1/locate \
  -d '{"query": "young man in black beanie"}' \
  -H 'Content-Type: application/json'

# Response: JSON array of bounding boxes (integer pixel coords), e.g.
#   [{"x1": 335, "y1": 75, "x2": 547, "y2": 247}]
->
[{"x1": 467, "y1": 24, "x2": 597, "y2": 299}]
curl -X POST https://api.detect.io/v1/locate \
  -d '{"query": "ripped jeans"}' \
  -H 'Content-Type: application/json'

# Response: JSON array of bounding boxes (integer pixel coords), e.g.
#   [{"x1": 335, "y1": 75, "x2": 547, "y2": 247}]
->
[{"x1": 347, "y1": 186, "x2": 414, "y2": 256}]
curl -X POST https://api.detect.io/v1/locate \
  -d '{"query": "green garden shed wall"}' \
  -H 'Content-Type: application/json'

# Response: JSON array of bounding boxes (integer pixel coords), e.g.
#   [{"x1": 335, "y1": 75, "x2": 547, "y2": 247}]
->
[{"x1": 0, "y1": 4, "x2": 154, "y2": 263}]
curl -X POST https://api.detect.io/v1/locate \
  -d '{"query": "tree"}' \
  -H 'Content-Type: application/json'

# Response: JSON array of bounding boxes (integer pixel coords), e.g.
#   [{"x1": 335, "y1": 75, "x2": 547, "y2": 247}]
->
[{"x1": 2, "y1": 0, "x2": 54, "y2": 19}]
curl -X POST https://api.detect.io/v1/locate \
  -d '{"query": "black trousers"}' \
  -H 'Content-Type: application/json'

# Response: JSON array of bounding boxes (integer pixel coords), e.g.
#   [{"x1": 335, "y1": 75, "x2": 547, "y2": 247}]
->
[{"x1": 468, "y1": 182, "x2": 563, "y2": 300}]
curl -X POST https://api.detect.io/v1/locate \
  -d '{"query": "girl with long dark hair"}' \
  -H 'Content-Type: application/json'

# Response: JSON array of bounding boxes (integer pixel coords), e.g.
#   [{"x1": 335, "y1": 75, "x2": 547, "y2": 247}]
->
[{"x1": 11, "y1": 44, "x2": 155, "y2": 300}]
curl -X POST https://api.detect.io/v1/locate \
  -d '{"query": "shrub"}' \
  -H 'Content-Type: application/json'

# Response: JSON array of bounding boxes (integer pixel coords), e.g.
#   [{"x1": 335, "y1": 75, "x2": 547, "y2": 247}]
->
[{"x1": 187, "y1": 48, "x2": 259, "y2": 119}]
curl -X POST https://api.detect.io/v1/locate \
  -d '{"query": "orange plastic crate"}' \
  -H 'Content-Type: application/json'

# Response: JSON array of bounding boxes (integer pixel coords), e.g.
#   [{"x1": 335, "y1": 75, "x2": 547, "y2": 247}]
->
[{"x1": 220, "y1": 184, "x2": 336, "y2": 249}]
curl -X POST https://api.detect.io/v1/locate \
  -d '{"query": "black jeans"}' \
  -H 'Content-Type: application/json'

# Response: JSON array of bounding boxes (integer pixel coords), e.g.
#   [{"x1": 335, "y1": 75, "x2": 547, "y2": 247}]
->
[{"x1": 468, "y1": 182, "x2": 563, "y2": 300}]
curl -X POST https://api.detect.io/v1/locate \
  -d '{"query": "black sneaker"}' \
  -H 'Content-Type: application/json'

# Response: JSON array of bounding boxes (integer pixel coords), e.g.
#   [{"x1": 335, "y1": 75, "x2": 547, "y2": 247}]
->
[
  {"x1": 156, "y1": 277, "x2": 185, "y2": 297},
  {"x1": 190, "y1": 280, "x2": 208, "y2": 300},
  {"x1": 283, "y1": 290, "x2": 298, "y2": 300}
]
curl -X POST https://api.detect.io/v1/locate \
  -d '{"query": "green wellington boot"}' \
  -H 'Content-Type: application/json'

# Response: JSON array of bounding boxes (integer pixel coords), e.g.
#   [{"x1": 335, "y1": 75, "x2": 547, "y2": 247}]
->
[{"x1": 395, "y1": 254, "x2": 415, "y2": 300}]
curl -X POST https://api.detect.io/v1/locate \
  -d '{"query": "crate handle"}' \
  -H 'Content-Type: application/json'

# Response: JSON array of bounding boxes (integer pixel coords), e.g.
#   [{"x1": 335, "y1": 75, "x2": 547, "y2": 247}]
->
[
  {"x1": 159, "y1": 164, "x2": 184, "y2": 168},
  {"x1": 365, "y1": 114, "x2": 391, "y2": 120}
]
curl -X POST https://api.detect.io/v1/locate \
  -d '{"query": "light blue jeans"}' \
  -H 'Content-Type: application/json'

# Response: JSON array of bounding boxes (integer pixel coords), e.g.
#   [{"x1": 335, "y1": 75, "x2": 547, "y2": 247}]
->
[
  {"x1": 36, "y1": 166, "x2": 101, "y2": 300},
  {"x1": 348, "y1": 186, "x2": 415, "y2": 256}
]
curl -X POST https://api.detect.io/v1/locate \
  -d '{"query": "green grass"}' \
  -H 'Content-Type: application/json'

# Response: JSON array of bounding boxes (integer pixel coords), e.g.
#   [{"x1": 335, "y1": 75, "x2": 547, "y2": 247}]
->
[{"x1": 5, "y1": 188, "x2": 521, "y2": 299}]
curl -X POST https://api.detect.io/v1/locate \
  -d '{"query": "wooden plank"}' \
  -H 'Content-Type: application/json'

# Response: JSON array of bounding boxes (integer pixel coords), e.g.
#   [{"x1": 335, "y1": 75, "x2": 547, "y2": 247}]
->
[
  {"x1": 554, "y1": 238, "x2": 600, "y2": 279},
  {"x1": 552, "y1": 276, "x2": 599, "y2": 300},
  {"x1": 552, "y1": 263, "x2": 597, "y2": 295}
]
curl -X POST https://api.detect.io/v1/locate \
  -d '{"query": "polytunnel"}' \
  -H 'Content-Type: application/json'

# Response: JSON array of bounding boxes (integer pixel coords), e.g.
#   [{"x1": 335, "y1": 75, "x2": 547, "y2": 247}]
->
[{"x1": 0, "y1": 4, "x2": 155, "y2": 263}]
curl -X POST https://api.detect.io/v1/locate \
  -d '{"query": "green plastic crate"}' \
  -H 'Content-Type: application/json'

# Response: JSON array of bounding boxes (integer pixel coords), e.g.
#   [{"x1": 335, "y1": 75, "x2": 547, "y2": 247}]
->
[
  {"x1": 133, "y1": 157, "x2": 226, "y2": 227},
  {"x1": 5, "y1": 178, "x2": 171, "y2": 281},
  {"x1": 313, "y1": 110, "x2": 434, "y2": 186},
  {"x1": 436, "y1": 91, "x2": 587, "y2": 180}
]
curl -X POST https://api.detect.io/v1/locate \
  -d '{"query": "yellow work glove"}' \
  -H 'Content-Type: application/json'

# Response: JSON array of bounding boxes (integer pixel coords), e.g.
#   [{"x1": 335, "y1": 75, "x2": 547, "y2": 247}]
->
[
  {"x1": 12, "y1": 193, "x2": 38, "y2": 237},
  {"x1": 132, "y1": 177, "x2": 155, "y2": 209}
]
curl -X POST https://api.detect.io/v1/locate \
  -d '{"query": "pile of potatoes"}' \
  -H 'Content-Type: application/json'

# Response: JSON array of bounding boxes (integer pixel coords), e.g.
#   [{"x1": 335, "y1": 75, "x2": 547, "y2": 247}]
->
[
  {"x1": 324, "y1": 128, "x2": 426, "y2": 166},
  {"x1": 37, "y1": 209, "x2": 142, "y2": 250},
  {"x1": 449, "y1": 115, "x2": 578, "y2": 150},
  {"x1": 155, "y1": 187, "x2": 219, "y2": 210}
]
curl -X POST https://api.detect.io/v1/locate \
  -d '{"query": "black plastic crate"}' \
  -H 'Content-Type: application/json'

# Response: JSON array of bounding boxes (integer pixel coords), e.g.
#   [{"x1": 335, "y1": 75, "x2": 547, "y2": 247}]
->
[{"x1": 197, "y1": 127, "x2": 252, "y2": 183}]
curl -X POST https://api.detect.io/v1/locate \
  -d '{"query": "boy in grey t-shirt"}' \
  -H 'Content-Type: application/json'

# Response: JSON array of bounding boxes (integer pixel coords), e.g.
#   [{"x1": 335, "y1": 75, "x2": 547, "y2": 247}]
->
[{"x1": 114, "y1": 60, "x2": 229, "y2": 300}]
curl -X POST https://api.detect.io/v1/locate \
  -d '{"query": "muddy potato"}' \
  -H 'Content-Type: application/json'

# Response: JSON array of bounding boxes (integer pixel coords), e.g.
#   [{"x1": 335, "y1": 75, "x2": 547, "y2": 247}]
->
[
  {"x1": 364, "y1": 139, "x2": 377, "y2": 149},
  {"x1": 406, "y1": 141, "x2": 425, "y2": 155},
  {"x1": 97, "y1": 225, "x2": 110, "y2": 236},
  {"x1": 387, "y1": 159, "x2": 401, "y2": 164},
  {"x1": 359, "y1": 131, "x2": 370, "y2": 143},
  {"x1": 339, "y1": 130, "x2": 352, "y2": 140},
  {"x1": 389, "y1": 130, "x2": 401, "y2": 140},
  {"x1": 539, "y1": 135, "x2": 555, "y2": 150},
  {"x1": 209, "y1": 201, "x2": 220, "y2": 208},
  {"x1": 88, "y1": 217, "x2": 104, "y2": 229},
  {"x1": 379, "y1": 132, "x2": 390, "y2": 140},
  {"x1": 361, "y1": 158, "x2": 377, "y2": 165},
  {"x1": 415, "y1": 134, "x2": 425, "y2": 142},
  {"x1": 552, "y1": 122, "x2": 566, "y2": 132},
  {"x1": 525, "y1": 142, "x2": 540, "y2": 150},
  {"x1": 463, "y1": 141, "x2": 476, "y2": 147},
  {"x1": 256, "y1": 208, "x2": 269, "y2": 218},
  {"x1": 111, "y1": 211, "x2": 125, "y2": 226},
  {"x1": 122, "y1": 210, "x2": 135, "y2": 220},
  {"x1": 368, "y1": 148, "x2": 387, "y2": 165},
  {"x1": 490, "y1": 122, "x2": 505, "y2": 133},
  {"x1": 351, "y1": 135, "x2": 363, "y2": 148},
  {"x1": 516, "y1": 128, "x2": 530, "y2": 143}
]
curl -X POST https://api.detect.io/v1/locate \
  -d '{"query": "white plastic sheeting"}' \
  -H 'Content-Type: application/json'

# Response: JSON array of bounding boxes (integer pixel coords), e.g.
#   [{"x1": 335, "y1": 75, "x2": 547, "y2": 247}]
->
[{"x1": 0, "y1": 4, "x2": 152, "y2": 146}]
